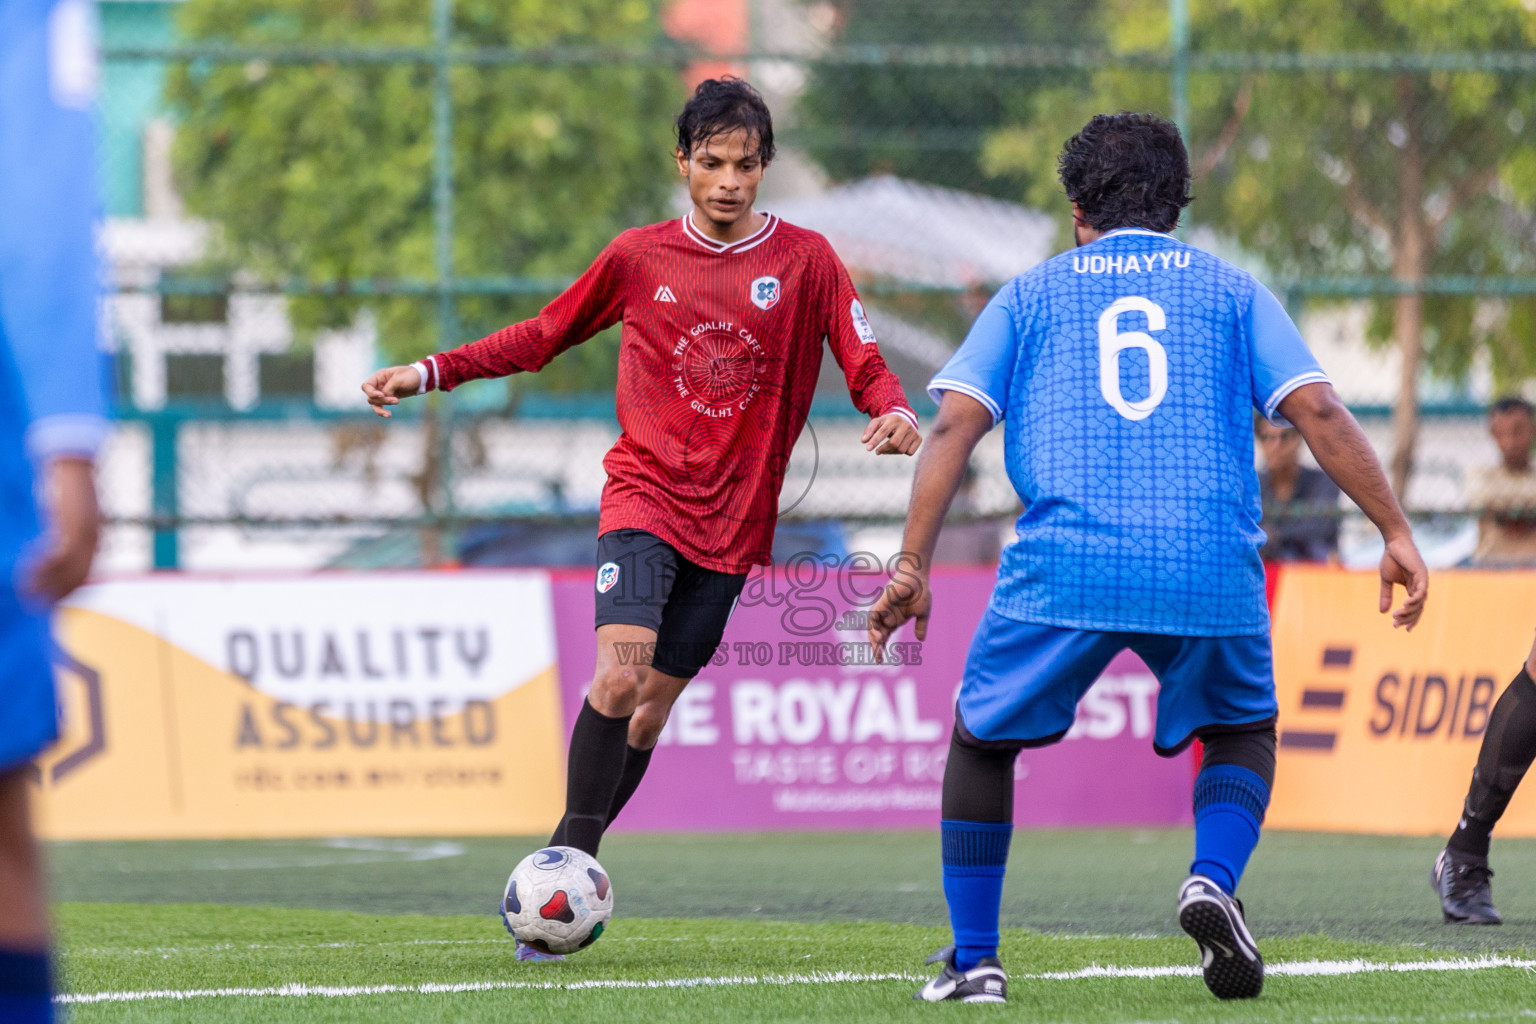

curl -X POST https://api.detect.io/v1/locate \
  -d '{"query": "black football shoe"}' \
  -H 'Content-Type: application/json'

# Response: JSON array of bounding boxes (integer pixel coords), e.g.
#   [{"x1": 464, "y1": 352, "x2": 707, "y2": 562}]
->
[
  {"x1": 913, "y1": 946, "x2": 1008, "y2": 1004},
  {"x1": 1432, "y1": 847, "x2": 1502, "y2": 925},
  {"x1": 1178, "y1": 875, "x2": 1263, "y2": 1000}
]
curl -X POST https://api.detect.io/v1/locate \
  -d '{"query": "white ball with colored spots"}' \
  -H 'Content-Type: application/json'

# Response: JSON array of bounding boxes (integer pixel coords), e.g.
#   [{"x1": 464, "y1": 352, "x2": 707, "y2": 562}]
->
[{"x1": 501, "y1": 846, "x2": 614, "y2": 955}]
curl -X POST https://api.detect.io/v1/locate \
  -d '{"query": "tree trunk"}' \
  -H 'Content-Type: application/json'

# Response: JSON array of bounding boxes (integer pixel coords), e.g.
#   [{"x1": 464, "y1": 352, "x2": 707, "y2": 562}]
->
[
  {"x1": 413, "y1": 396, "x2": 446, "y2": 567},
  {"x1": 1388, "y1": 75, "x2": 1427, "y2": 501}
]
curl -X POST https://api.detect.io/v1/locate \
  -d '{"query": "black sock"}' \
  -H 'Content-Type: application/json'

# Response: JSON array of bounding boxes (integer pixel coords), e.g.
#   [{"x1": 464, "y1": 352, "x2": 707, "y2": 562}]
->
[
  {"x1": 549, "y1": 699, "x2": 632, "y2": 857},
  {"x1": 941, "y1": 724, "x2": 1018, "y2": 823},
  {"x1": 1449, "y1": 800, "x2": 1495, "y2": 859},
  {"x1": 1448, "y1": 667, "x2": 1536, "y2": 858},
  {"x1": 606, "y1": 745, "x2": 655, "y2": 825}
]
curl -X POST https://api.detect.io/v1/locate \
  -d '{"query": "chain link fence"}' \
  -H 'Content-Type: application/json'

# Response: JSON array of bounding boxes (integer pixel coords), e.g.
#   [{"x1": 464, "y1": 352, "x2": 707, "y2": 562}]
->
[{"x1": 92, "y1": 0, "x2": 1536, "y2": 573}]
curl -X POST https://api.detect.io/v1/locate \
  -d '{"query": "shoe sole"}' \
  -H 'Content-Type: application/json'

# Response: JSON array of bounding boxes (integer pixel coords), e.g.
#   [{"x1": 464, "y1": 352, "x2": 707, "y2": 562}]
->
[
  {"x1": 1179, "y1": 896, "x2": 1263, "y2": 999},
  {"x1": 915, "y1": 988, "x2": 1006, "y2": 1005}
]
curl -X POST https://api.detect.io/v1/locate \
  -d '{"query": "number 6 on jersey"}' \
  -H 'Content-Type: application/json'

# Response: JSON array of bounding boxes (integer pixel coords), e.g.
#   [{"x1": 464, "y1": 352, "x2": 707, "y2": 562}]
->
[{"x1": 1098, "y1": 296, "x2": 1168, "y2": 421}]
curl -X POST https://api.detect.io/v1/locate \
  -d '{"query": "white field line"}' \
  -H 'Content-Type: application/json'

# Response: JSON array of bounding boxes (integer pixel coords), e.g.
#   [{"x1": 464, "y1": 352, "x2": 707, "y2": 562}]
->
[
  {"x1": 68, "y1": 939, "x2": 506, "y2": 957},
  {"x1": 57, "y1": 972, "x2": 926, "y2": 1005},
  {"x1": 1021, "y1": 955, "x2": 1536, "y2": 980},
  {"x1": 66, "y1": 935, "x2": 869, "y2": 957},
  {"x1": 171, "y1": 839, "x2": 468, "y2": 871},
  {"x1": 56, "y1": 956, "x2": 1536, "y2": 1006}
]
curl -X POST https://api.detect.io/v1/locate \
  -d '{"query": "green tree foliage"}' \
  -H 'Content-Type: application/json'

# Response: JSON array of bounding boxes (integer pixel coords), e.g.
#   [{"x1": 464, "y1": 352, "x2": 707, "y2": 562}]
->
[
  {"x1": 167, "y1": 0, "x2": 683, "y2": 388},
  {"x1": 797, "y1": 0, "x2": 1099, "y2": 200},
  {"x1": 983, "y1": 0, "x2": 1536, "y2": 492}
]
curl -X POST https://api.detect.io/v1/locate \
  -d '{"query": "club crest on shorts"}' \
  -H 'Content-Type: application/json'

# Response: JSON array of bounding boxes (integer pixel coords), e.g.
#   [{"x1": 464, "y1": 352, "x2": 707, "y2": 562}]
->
[
  {"x1": 750, "y1": 276, "x2": 781, "y2": 311},
  {"x1": 596, "y1": 562, "x2": 621, "y2": 594}
]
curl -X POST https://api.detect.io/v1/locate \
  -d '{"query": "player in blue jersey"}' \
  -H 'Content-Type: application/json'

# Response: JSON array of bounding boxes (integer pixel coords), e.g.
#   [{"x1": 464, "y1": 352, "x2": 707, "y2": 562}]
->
[
  {"x1": 0, "y1": 1, "x2": 113, "y2": 1019},
  {"x1": 869, "y1": 113, "x2": 1428, "y2": 1004}
]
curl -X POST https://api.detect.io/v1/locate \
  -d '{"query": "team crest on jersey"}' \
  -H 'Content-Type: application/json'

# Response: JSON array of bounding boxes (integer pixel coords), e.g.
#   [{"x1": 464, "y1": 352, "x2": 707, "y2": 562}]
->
[
  {"x1": 850, "y1": 300, "x2": 877, "y2": 345},
  {"x1": 596, "y1": 562, "x2": 621, "y2": 594},
  {"x1": 750, "y1": 276, "x2": 781, "y2": 311}
]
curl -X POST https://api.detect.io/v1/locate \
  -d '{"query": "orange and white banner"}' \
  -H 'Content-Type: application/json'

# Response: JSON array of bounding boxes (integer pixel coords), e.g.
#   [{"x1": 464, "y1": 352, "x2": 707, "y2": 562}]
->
[
  {"x1": 1269, "y1": 566, "x2": 1536, "y2": 836},
  {"x1": 34, "y1": 573, "x2": 565, "y2": 839}
]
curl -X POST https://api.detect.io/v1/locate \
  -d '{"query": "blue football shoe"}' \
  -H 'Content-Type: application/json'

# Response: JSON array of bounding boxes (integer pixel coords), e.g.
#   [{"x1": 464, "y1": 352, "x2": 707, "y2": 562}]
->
[
  {"x1": 501, "y1": 890, "x2": 566, "y2": 962},
  {"x1": 514, "y1": 940, "x2": 566, "y2": 963}
]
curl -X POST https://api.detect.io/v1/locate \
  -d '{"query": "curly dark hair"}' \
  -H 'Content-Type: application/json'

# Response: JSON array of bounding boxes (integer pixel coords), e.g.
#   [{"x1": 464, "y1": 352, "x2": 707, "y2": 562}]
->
[
  {"x1": 1491, "y1": 395, "x2": 1535, "y2": 419},
  {"x1": 1057, "y1": 112, "x2": 1192, "y2": 234},
  {"x1": 675, "y1": 77, "x2": 775, "y2": 163}
]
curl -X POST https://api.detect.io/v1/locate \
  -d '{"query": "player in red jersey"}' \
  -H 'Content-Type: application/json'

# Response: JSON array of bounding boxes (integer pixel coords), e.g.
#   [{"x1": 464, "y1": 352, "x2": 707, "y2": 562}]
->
[{"x1": 363, "y1": 77, "x2": 921, "y2": 923}]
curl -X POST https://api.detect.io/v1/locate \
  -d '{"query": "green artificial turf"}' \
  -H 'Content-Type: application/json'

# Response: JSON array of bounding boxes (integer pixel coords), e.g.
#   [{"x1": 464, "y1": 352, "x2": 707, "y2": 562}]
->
[
  {"x1": 56, "y1": 904, "x2": 1536, "y2": 1023},
  {"x1": 46, "y1": 829, "x2": 1536, "y2": 951}
]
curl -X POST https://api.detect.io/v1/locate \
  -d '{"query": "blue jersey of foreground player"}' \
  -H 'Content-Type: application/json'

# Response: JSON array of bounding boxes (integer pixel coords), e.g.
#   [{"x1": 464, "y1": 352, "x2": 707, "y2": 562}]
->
[
  {"x1": 930, "y1": 228, "x2": 1327, "y2": 637},
  {"x1": 0, "y1": 0, "x2": 112, "y2": 770}
]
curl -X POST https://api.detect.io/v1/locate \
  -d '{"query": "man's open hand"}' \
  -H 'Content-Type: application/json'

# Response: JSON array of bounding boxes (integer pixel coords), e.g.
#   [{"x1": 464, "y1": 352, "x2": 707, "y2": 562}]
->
[
  {"x1": 862, "y1": 413, "x2": 922, "y2": 455},
  {"x1": 1379, "y1": 533, "x2": 1429, "y2": 630},
  {"x1": 361, "y1": 365, "x2": 424, "y2": 418},
  {"x1": 867, "y1": 573, "x2": 931, "y2": 663}
]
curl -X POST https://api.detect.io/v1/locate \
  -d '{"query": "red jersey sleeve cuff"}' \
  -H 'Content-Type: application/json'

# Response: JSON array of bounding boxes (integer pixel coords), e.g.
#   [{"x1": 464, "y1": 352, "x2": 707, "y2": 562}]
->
[
  {"x1": 886, "y1": 406, "x2": 919, "y2": 431},
  {"x1": 409, "y1": 357, "x2": 441, "y2": 393}
]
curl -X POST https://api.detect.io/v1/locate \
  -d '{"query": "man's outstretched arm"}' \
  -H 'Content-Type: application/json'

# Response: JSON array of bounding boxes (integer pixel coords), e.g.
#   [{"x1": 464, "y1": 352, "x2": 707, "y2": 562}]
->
[
  {"x1": 867, "y1": 390, "x2": 994, "y2": 659},
  {"x1": 1276, "y1": 381, "x2": 1428, "y2": 629},
  {"x1": 361, "y1": 240, "x2": 628, "y2": 416}
]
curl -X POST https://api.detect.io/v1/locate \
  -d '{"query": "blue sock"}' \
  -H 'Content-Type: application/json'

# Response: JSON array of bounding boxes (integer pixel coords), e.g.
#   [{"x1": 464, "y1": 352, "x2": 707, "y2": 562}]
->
[
  {"x1": 0, "y1": 947, "x2": 52, "y2": 1024},
  {"x1": 941, "y1": 819, "x2": 1012, "y2": 972},
  {"x1": 1190, "y1": 764, "x2": 1271, "y2": 895}
]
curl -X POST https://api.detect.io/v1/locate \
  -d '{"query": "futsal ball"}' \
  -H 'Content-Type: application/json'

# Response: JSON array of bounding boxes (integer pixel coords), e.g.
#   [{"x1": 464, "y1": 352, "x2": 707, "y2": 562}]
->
[{"x1": 501, "y1": 846, "x2": 614, "y2": 955}]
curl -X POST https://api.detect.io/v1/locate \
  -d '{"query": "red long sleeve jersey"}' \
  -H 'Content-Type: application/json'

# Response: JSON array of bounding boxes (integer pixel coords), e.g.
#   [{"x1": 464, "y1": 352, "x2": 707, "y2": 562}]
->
[{"x1": 427, "y1": 214, "x2": 918, "y2": 573}]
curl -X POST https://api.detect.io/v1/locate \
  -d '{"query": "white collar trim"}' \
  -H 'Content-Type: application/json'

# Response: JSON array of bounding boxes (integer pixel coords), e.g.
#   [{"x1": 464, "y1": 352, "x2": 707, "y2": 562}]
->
[
  {"x1": 681, "y1": 211, "x2": 778, "y2": 253},
  {"x1": 1097, "y1": 227, "x2": 1177, "y2": 241}
]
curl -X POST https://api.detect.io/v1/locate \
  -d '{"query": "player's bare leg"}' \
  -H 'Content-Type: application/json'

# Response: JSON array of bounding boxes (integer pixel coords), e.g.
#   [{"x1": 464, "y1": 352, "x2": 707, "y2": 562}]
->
[
  {"x1": 0, "y1": 769, "x2": 47, "y2": 948},
  {"x1": 0, "y1": 766, "x2": 52, "y2": 1018},
  {"x1": 628, "y1": 670, "x2": 691, "y2": 750},
  {"x1": 1434, "y1": 629, "x2": 1536, "y2": 924}
]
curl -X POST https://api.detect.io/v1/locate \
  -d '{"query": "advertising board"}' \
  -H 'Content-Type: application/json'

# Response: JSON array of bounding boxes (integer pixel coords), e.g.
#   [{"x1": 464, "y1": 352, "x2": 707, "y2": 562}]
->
[{"x1": 36, "y1": 574, "x2": 565, "y2": 838}]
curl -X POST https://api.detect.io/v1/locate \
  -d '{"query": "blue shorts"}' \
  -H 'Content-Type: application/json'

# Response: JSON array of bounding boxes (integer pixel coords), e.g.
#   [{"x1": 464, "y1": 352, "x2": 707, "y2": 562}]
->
[
  {"x1": 0, "y1": 588, "x2": 56, "y2": 773},
  {"x1": 958, "y1": 609, "x2": 1276, "y2": 756}
]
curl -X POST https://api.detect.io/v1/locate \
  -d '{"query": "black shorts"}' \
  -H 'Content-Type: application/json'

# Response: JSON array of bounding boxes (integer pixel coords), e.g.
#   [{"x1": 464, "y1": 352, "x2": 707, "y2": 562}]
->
[{"x1": 593, "y1": 529, "x2": 748, "y2": 679}]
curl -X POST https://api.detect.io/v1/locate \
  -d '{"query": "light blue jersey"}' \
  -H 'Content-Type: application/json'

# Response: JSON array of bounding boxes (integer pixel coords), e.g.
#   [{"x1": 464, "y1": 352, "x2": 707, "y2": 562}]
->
[
  {"x1": 930, "y1": 228, "x2": 1326, "y2": 637},
  {"x1": 0, "y1": 0, "x2": 111, "y2": 769},
  {"x1": 0, "y1": 0, "x2": 111, "y2": 546}
]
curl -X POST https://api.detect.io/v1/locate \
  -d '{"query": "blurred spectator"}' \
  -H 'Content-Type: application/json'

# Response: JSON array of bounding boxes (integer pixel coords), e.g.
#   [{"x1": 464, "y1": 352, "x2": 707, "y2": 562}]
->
[
  {"x1": 1467, "y1": 396, "x2": 1536, "y2": 567},
  {"x1": 1256, "y1": 417, "x2": 1340, "y2": 562},
  {"x1": 931, "y1": 465, "x2": 1004, "y2": 565}
]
